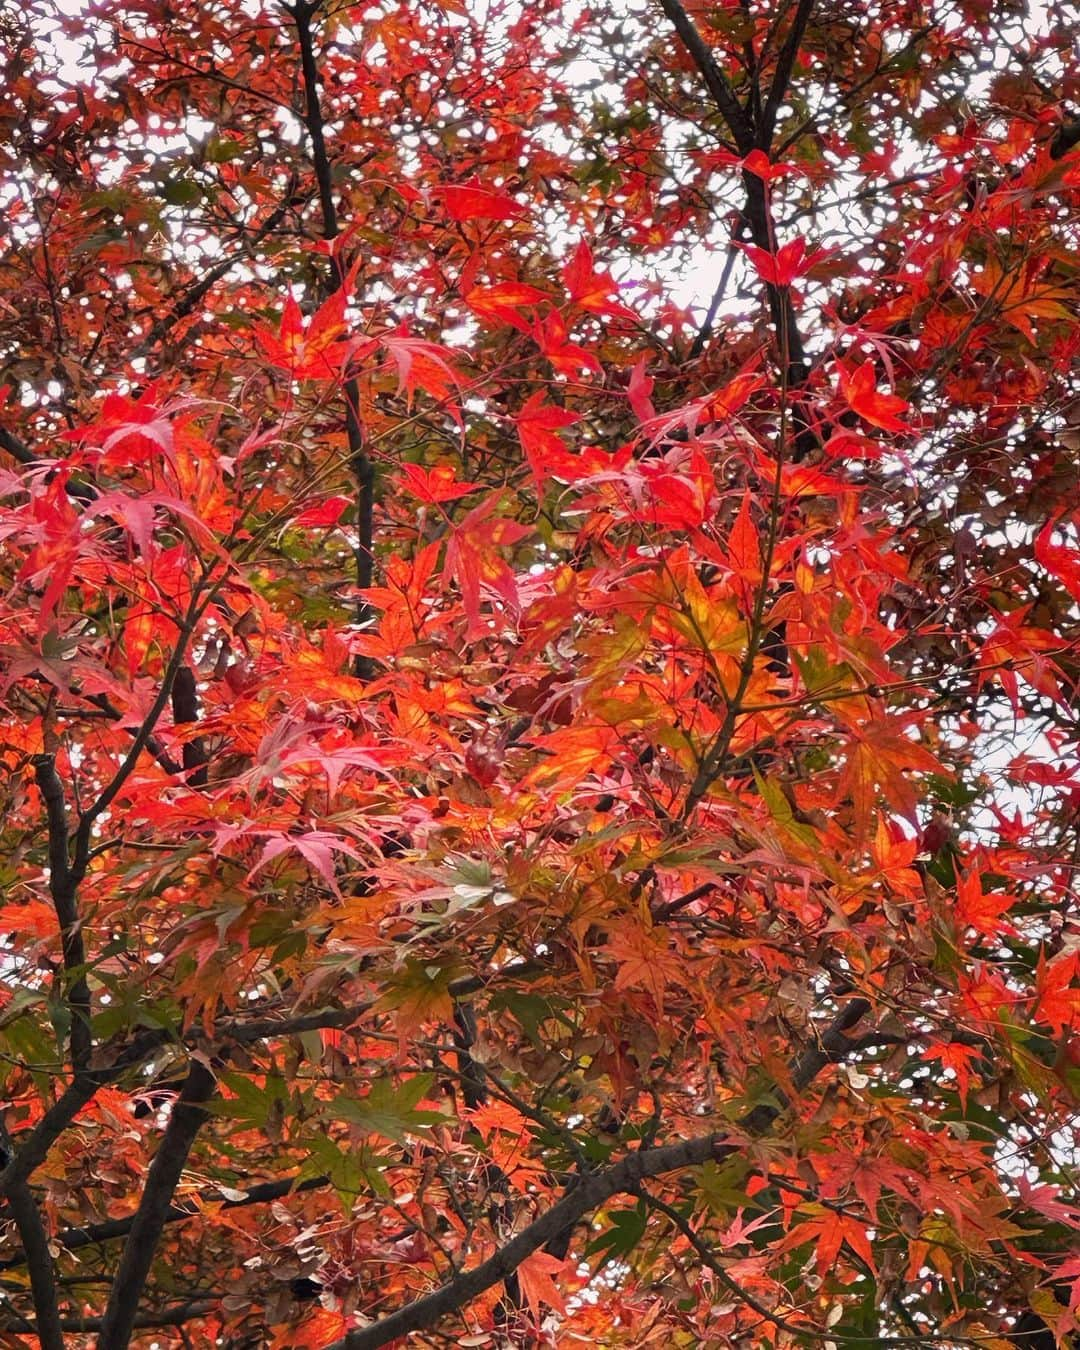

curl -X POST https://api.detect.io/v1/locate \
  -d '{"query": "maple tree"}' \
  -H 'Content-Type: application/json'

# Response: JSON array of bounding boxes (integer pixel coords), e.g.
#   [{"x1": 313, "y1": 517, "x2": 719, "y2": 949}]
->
[{"x1": 1, "y1": 0, "x2": 1079, "y2": 1344}]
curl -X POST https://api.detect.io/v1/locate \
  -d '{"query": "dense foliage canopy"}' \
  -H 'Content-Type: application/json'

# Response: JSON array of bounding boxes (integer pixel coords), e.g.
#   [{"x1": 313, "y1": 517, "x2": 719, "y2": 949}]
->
[{"x1": 1, "y1": 0, "x2": 1079, "y2": 1345}]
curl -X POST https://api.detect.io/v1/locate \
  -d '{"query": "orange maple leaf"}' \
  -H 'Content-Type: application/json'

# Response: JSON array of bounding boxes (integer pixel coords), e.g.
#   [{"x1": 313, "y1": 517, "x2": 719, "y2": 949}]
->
[{"x1": 516, "y1": 1249, "x2": 568, "y2": 1318}]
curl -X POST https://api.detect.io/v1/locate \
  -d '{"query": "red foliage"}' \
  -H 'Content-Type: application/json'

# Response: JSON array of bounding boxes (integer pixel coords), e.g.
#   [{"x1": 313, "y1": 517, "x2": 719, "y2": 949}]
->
[{"x1": 0, "y1": 0, "x2": 1078, "y2": 1346}]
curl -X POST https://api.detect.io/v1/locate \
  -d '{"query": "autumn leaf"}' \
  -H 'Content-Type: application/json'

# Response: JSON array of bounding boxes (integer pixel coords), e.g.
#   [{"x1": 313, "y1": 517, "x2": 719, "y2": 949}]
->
[
  {"x1": 465, "y1": 280, "x2": 548, "y2": 330},
  {"x1": 398, "y1": 462, "x2": 481, "y2": 504},
  {"x1": 970, "y1": 255, "x2": 1073, "y2": 340},
  {"x1": 1034, "y1": 516, "x2": 1080, "y2": 602},
  {"x1": 561, "y1": 239, "x2": 636, "y2": 319},
  {"x1": 443, "y1": 178, "x2": 528, "y2": 222},
  {"x1": 922, "y1": 1039, "x2": 984, "y2": 1110},
  {"x1": 837, "y1": 716, "x2": 943, "y2": 834},
  {"x1": 740, "y1": 237, "x2": 822, "y2": 287},
  {"x1": 955, "y1": 868, "x2": 1015, "y2": 938},
  {"x1": 515, "y1": 391, "x2": 580, "y2": 485},
  {"x1": 383, "y1": 331, "x2": 462, "y2": 415},
  {"x1": 783, "y1": 1210, "x2": 877, "y2": 1276},
  {"x1": 838, "y1": 359, "x2": 910, "y2": 432},
  {"x1": 294, "y1": 494, "x2": 351, "y2": 527},
  {"x1": 249, "y1": 830, "x2": 363, "y2": 896},
  {"x1": 532, "y1": 309, "x2": 603, "y2": 376},
  {"x1": 0, "y1": 899, "x2": 58, "y2": 939},
  {"x1": 516, "y1": 1250, "x2": 568, "y2": 1318},
  {"x1": 253, "y1": 288, "x2": 359, "y2": 379},
  {"x1": 443, "y1": 493, "x2": 531, "y2": 636},
  {"x1": 1035, "y1": 951, "x2": 1080, "y2": 1035}
]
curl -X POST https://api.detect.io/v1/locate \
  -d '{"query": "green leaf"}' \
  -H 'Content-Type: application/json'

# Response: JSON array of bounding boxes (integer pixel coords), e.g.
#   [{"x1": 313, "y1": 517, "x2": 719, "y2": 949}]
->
[
  {"x1": 493, "y1": 990, "x2": 572, "y2": 1047},
  {"x1": 330, "y1": 1073, "x2": 444, "y2": 1144},
  {"x1": 925, "y1": 773, "x2": 981, "y2": 808},
  {"x1": 794, "y1": 648, "x2": 856, "y2": 697},
  {"x1": 586, "y1": 1202, "x2": 648, "y2": 1264},
  {"x1": 302, "y1": 1133, "x2": 373, "y2": 1207},
  {"x1": 695, "y1": 1155, "x2": 752, "y2": 1217},
  {"x1": 209, "y1": 1070, "x2": 289, "y2": 1129},
  {"x1": 753, "y1": 767, "x2": 819, "y2": 847},
  {"x1": 160, "y1": 177, "x2": 202, "y2": 206},
  {"x1": 205, "y1": 138, "x2": 242, "y2": 163}
]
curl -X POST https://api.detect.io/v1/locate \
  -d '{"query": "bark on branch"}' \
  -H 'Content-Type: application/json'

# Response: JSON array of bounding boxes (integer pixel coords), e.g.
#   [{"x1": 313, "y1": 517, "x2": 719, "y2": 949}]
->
[
  {"x1": 290, "y1": 1, "x2": 376, "y2": 678},
  {"x1": 0, "y1": 424, "x2": 35, "y2": 465},
  {"x1": 0, "y1": 1120, "x2": 64, "y2": 1350},
  {"x1": 32, "y1": 752, "x2": 91, "y2": 1072},
  {"x1": 660, "y1": 0, "x2": 810, "y2": 387},
  {"x1": 0, "y1": 1299, "x2": 218, "y2": 1336},
  {"x1": 95, "y1": 1060, "x2": 216, "y2": 1350},
  {"x1": 1050, "y1": 117, "x2": 1080, "y2": 159},
  {"x1": 657, "y1": 0, "x2": 753, "y2": 151},
  {"x1": 760, "y1": 0, "x2": 815, "y2": 142}
]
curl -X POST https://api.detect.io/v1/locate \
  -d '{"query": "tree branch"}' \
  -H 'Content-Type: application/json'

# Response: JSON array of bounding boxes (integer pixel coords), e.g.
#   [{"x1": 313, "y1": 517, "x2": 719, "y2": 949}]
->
[
  {"x1": 82, "y1": 690, "x2": 183, "y2": 778},
  {"x1": 125, "y1": 191, "x2": 295, "y2": 369},
  {"x1": 760, "y1": 0, "x2": 814, "y2": 143},
  {"x1": 657, "y1": 0, "x2": 754, "y2": 151},
  {"x1": 688, "y1": 240, "x2": 740, "y2": 360},
  {"x1": 328, "y1": 999, "x2": 871, "y2": 1350},
  {"x1": 290, "y1": 1, "x2": 376, "y2": 679},
  {"x1": 0, "y1": 1299, "x2": 218, "y2": 1335},
  {"x1": 72, "y1": 607, "x2": 203, "y2": 874},
  {"x1": 32, "y1": 752, "x2": 90, "y2": 1072},
  {"x1": 95, "y1": 1060, "x2": 216, "y2": 1350},
  {"x1": 661, "y1": 0, "x2": 811, "y2": 390},
  {"x1": 651, "y1": 881, "x2": 718, "y2": 922},
  {"x1": 0, "y1": 424, "x2": 35, "y2": 465},
  {"x1": 0, "y1": 1031, "x2": 170, "y2": 1200},
  {"x1": 170, "y1": 665, "x2": 209, "y2": 787},
  {"x1": 213, "y1": 961, "x2": 543, "y2": 1044},
  {"x1": 640, "y1": 1187, "x2": 797, "y2": 1335},
  {"x1": 1049, "y1": 116, "x2": 1080, "y2": 160},
  {"x1": 0, "y1": 1120, "x2": 64, "y2": 1350}
]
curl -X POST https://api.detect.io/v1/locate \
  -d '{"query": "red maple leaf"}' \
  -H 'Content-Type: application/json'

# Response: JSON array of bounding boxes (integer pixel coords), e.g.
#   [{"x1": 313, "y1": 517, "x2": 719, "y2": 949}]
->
[
  {"x1": 838, "y1": 359, "x2": 910, "y2": 432},
  {"x1": 740, "y1": 237, "x2": 821, "y2": 287},
  {"x1": 443, "y1": 178, "x2": 528, "y2": 222}
]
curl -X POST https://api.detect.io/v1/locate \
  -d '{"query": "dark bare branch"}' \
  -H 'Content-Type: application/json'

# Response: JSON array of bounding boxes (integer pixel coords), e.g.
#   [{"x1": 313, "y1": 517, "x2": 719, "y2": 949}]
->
[
  {"x1": 170, "y1": 665, "x2": 209, "y2": 787},
  {"x1": 0, "y1": 425, "x2": 36, "y2": 465},
  {"x1": 95, "y1": 1061, "x2": 216, "y2": 1350},
  {"x1": 290, "y1": 1, "x2": 376, "y2": 678},
  {"x1": 1050, "y1": 116, "x2": 1080, "y2": 159},
  {"x1": 760, "y1": 0, "x2": 815, "y2": 142},
  {"x1": 73, "y1": 609, "x2": 204, "y2": 871},
  {"x1": 0, "y1": 1120, "x2": 64, "y2": 1350},
  {"x1": 32, "y1": 752, "x2": 90, "y2": 1071},
  {"x1": 657, "y1": 0, "x2": 754, "y2": 151},
  {"x1": 660, "y1": 0, "x2": 810, "y2": 388},
  {"x1": 1, "y1": 1299, "x2": 218, "y2": 1336}
]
